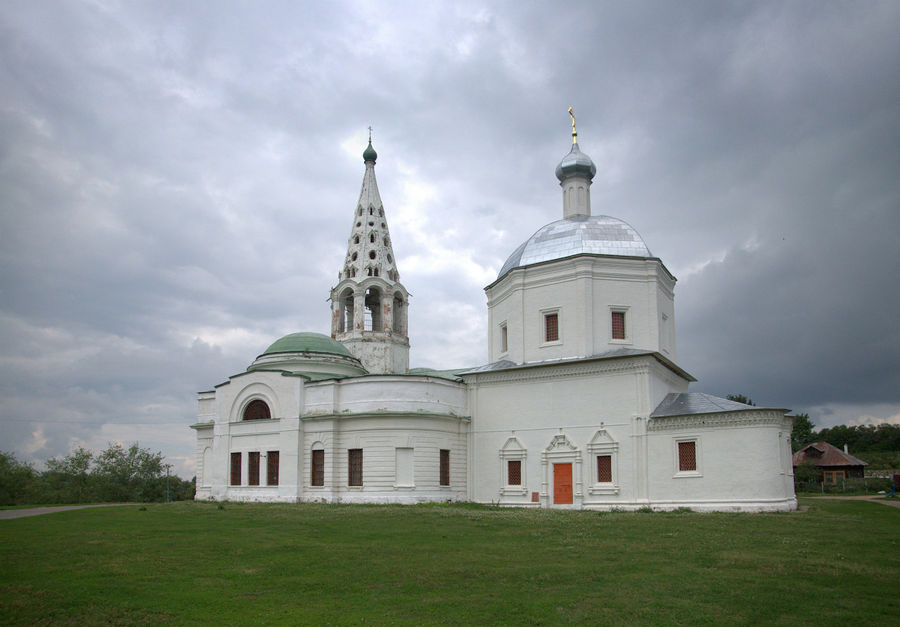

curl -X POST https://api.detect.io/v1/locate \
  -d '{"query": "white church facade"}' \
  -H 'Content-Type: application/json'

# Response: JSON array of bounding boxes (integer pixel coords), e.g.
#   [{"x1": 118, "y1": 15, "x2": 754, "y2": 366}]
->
[{"x1": 192, "y1": 120, "x2": 797, "y2": 512}]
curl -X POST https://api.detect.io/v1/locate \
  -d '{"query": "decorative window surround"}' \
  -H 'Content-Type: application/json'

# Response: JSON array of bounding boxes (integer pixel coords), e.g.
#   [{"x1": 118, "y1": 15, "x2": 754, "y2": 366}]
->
[
  {"x1": 587, "y1": 428, "x2": 619, "y2": 495},
  {"x1": 609, "y1": 306, "x2": 631, "y2": 344},
  {"x1": 674, "y1": 438, "x2": 702, "y2": 478},
  {"x1": 499, "y1": 436, "x2": 527, "y2": 496},
  {"x1": 541, "y1": 308, "x2": 562, "y2": 346}
]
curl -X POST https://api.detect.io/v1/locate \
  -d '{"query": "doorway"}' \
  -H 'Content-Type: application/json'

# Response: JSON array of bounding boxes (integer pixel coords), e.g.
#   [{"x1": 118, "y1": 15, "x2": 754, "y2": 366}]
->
[{"x1": 553, "y1": 463, "x2": 573, "y2": 504}]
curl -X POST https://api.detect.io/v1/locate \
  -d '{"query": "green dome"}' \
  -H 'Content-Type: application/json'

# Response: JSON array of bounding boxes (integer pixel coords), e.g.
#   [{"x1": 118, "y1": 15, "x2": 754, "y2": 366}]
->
[
  {"x1": 262, "y1": 332, "x2": 353, "y2": 358},
  {"x1": 363, "y1": 140, "x2": 377, "y2": 163}
]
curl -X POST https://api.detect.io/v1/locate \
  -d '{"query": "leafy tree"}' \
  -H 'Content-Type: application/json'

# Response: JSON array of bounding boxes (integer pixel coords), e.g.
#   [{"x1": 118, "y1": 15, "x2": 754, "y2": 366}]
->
[
  {"x1": 726, "y1": 394, "x2": 755, "y2": 406},
  {"x1": 791, "y1": 413, "x2": 816, "y2": 451},
  {"x1": 94, "y1": 443, "x2": 165, "y2": 502},
  {"x1": 45, "y1": 447, "x2": 94, "y2": 503},
  {"x1": 0, "y1": 451, "x2": 38, "y2": 505}
]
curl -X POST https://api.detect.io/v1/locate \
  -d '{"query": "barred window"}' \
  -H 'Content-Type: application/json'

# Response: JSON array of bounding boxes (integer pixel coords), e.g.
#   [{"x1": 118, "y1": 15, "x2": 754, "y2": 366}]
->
[
  {"x1": 248, "y1": 451, "x2": 260, "y2": 486},
  {"x1": 611, "y1": 311, "x2": 626, "y2": 340},
  {"x1": 440, "y1": 449, "x2": 450, "y2": 486},
  {"x1": 348, "y1": 449, "x2": 363, "y2": 486},
  {"x1": 267, "y1": 451, "x2": 279, "y2": 486},
  {"x1": 508, "y1": 460, "x2": 522, "y2": 486},
  {"x1": 597, "y1": 455, "x2": 612, "y2": 482},
  {"x1": 230, "y1": 452, "x2": 241, "y2": 486},
  {"x1": 311, "y1": 449, "x2": 324, "y2": 486},
  {"x1": 678, "y1": 441, "x2": 697, "y2": 472},
  {"x1": 545, "y1": 313, "x2": 559, "y2": 342}
]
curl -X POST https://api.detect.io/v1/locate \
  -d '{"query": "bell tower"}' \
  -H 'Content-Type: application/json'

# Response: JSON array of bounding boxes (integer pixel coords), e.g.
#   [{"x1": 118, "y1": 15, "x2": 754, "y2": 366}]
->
[{"x1": 330, "y1": 133, "x2": 409, "y2": 374}]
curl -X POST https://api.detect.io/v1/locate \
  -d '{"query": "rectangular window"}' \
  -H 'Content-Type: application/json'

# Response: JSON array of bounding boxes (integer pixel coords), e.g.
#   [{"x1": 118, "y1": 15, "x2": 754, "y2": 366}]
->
[
  {"x1": 267, "y1": 451, "x2": 279, "y2": 486},
  {"x1": 611, "y1": 311, "x2": 626, "y2": 340},
  {"x1": 597, "y1": 455, "x2": 612, "y2": 482},
  {"x1": 395, "y1": 447, "x2": 413, "y2": 487},
  {"x1": 348, "y1": 448, "x2": 363, "y2": 486},
  {"x1": 248, "y1": 451, "x2": 260, "y2": 486},
  {"x1": 678, "y1": 441, "x2": 697, "y2": 472},
  {"x1": 311, "y1": 449, "x2": 324, "y2": 486},
  {"x1": 230, "y1": 452, "x2": 241, "y2": 486},
  {"x1": 500, "y1": 323, "x2": 508, "y2": 353},
  {"x1": 545, "y1": 312, "x2": 559, "y2": 342},
  {"x1": 440, "y1": 449, "x2": 450, "y2": 486},
  {"x1": 508, "y1": 460, "x2": 522, "y2": 486}
]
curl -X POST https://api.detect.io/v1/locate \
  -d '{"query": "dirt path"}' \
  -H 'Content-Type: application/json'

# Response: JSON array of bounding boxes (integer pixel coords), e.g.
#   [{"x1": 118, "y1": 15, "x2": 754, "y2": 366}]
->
[
  {"x1": 0, "y1": 503, "x2": 138, "y2": 520},
  {"x1": 807, "y1": 495, "x2": 900, "y2": 509}
]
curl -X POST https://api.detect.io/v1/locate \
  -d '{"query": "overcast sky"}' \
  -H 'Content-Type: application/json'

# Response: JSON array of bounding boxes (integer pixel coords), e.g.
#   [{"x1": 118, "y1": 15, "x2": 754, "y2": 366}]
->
[{"x1": 2, "y1": 1, "x2": 898, "y2": 477}]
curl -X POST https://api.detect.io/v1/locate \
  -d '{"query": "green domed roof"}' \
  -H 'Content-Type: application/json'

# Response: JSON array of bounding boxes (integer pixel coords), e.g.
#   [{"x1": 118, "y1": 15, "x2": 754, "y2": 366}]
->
[
  {"x1": 262, "y1": 332, "x2": 353, "y2": 358},
  {"x1": 363, "y1": 140, "x2": 377, "y2": 163}
]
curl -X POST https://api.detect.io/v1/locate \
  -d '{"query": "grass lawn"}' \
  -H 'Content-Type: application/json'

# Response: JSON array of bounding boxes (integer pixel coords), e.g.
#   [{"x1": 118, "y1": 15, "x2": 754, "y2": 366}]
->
[{"x1": 1, "y1": 499, "x2": 897, "y2": 625}]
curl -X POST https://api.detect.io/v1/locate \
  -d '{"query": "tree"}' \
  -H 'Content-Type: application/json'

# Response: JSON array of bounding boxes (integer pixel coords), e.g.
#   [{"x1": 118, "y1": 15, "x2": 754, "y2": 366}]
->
[
  {"x1": 45, "y1": 447, "x2": 94, "y2": 503},
  {"x1": 791, "y1": 413, "x2": 816, "y2": 451},
  {"x1": 0, "y1": 452, "x2": 37, "y2": 505},
  {"x1": 94, "y1": 443, "x2": 165, "y2": 502},
  {"x1": 726, "y1": 394, "x2": 755, "y2": 406}
]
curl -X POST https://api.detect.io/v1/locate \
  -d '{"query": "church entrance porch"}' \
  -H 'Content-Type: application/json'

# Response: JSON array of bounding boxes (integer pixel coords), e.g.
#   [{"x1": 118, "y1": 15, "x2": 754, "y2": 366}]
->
[{"x1": 553, "y1": 463, "x2": 573, "y2": 504}]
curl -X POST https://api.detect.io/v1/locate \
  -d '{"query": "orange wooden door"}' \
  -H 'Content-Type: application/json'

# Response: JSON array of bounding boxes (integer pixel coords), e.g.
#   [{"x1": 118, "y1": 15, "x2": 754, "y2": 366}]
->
[{"x1": 553, "y1": 463, "x2": 573, "y2": 504}]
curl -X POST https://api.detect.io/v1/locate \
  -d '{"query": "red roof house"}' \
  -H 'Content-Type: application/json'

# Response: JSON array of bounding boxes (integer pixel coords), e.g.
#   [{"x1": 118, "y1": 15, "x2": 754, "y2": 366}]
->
[{"x1": 792, "y1": 441, "x2": 868, "y2": 485}]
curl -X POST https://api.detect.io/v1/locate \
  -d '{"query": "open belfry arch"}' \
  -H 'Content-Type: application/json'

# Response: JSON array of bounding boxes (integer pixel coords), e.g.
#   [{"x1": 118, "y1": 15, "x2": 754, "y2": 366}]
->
[{"x1": 192, "y1": 113, "x2": 797, "y2": 512}]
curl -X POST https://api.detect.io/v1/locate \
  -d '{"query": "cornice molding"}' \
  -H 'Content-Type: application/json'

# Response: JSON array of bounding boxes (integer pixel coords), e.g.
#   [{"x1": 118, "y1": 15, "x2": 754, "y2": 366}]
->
[
  {"x1": 467, "y1": 357, "x2": 651, "y2": 386},
  {"x1": 648, "y1": 410, "x2": 789, "y2": 432}
]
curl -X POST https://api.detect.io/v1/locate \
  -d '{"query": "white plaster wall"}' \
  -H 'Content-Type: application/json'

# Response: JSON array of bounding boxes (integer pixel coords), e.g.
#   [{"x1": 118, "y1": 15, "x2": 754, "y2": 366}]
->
[
  {"x1": 487, "y1": 256, "x2": 676, "y2": 364},
  {"x1": 303, "y1": 376, "x2": 467, "y2": 417},
  {"x1": 645, "y1": 413, "x2": 797, "y2": 511},
  {"x1": 302, "y1": 414, "x2": 469, "y2": 504}
]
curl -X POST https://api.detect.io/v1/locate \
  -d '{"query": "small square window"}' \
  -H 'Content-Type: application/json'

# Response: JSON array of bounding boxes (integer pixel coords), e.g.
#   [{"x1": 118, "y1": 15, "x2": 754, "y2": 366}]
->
[
  {"x1": 508, "y1": 460, "x2": 522, "y2": 485},
  {"x1": 597, "y1": 455, "x2": 612, "y2": 483},
  {"x1": 545, "y1": 313, "x2": 559, "y2": 342},
  {"x1": 678, "y1": 441, "x2": 697, "y2": 472},
  {"x1": 611, "y1": 311, "x2": 626, "y2": 340}
]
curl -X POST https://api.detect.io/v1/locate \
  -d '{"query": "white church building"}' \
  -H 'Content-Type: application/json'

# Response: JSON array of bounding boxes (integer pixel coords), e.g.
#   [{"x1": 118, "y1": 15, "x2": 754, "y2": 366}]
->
[{"x1": 192, "y1": 119, "x2": 797, "y2": 512}]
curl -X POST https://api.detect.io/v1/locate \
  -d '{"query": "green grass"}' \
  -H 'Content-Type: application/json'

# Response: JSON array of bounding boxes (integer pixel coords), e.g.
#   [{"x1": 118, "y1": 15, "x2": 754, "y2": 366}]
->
[{"x1": 1, "y1": 499, "x2": 898, "y2": 625}]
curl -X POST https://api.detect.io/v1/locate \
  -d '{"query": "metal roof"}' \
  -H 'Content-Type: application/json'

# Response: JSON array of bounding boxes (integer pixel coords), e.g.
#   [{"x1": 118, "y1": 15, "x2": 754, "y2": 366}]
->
[
  {"x1": 651, "y1": 392, "x2": 782, "y2": 417},
  {"x1": 497, "y1": 215, "x2": 653, "y2": 280}
]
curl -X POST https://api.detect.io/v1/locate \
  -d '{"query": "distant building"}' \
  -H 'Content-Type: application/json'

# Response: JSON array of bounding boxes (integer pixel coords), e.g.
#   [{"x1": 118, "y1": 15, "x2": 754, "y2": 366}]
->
[
  {"x1": 191, "y1": 118, "x2": 797, "y2": 512},
  {"x1": 792, "y1": 442, "x2": 868, "y2": 485}
]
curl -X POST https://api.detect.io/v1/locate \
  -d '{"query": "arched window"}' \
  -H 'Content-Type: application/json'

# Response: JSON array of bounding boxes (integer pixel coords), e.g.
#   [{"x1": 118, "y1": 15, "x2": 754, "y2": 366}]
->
[
  {"x1": 339, "y1": 288, "x2": 355, "y2": 333},
  {"x1": 392, "y1": 293, "x2": 405, "y2": 334},
  {"x1": 243, "y1": 399, "x2": 271, "y2": 421},
  {"x1": 365, "y1": 287, "x2": 382, "y2": 331}
]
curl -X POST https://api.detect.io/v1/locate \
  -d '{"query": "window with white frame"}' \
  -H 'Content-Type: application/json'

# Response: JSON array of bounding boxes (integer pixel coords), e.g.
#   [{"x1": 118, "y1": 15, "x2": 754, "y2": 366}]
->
[
  {"x1": 674, "y1": 438, "x2": 701, "y2": 477},
  {"x1": 587, "y1": 429, "x2": 619, "y2": 495},
  {"x1": 499, "y1": 436, "x2": 527, "y2": 496},
  {"x1": 542, "y1": 309, "x2": 561, "y2": 344},
  {"x1": 610, "y1": 306, "x2": 629, "y2": 342}
]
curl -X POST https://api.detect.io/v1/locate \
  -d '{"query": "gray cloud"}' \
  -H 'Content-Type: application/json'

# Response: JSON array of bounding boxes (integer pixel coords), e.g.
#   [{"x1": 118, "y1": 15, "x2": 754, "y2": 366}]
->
[{"x1": 2, "y1": 1, "x2": 898, "y2": 475}]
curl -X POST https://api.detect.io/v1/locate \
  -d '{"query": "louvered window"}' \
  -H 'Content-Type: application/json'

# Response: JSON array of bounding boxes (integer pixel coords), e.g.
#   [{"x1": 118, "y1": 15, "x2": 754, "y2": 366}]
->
[
  {"x1": 678, "y1": 441, "x2": 697, "y2": 472},
  {"x1": 230, "y1": 452, "x2": 241, "y2": 486},
  {"x1": 507, "y1": 460, "x2": 522, "y2": 486},
  {"x1": 267, "y1": 451, "x2": 279, "y2": 486},
  {"x1": 248, "y1": 452, "x2": 260, "y2": 485},
  {"x1": 311, "y1": 449, "x2": 324, "y2": 486},
  {"x1": 440, "y1": 449, "x2": 450, "y2": 486},
  {"x1": 348, "y1": 449, "x2": 363, "y2": 486},
  {"x1": 597, "y1": 455, "x2": 612, "y2": 482},
  {"x1": 545, "y1": 313, "x2": 559, "y2": 342},
  {"x1": 611, "y1": 311, "x2": 626, "y2": 340}
]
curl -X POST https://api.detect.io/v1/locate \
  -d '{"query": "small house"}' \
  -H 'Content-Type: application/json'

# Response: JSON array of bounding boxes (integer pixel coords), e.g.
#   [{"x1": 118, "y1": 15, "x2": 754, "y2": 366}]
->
[{"x1": 792, "y1": 442, "x2": 868, "y2": 485}]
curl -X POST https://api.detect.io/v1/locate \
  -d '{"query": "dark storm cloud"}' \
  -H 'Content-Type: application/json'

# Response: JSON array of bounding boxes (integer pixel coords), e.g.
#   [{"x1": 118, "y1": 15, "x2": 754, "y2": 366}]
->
[{"x1": 1, "y1": 1, "x2": 898, "y2": 474}]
